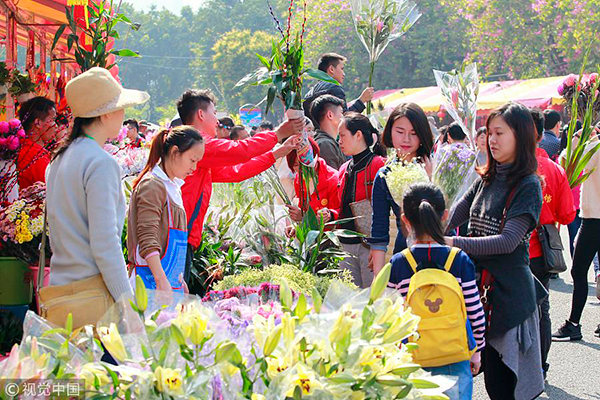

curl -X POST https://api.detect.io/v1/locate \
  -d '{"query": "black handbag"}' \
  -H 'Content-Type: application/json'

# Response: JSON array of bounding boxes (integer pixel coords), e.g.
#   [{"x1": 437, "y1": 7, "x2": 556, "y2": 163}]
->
[{"x1": 536, "y1": 224, "x2": 567, "y2": 274}]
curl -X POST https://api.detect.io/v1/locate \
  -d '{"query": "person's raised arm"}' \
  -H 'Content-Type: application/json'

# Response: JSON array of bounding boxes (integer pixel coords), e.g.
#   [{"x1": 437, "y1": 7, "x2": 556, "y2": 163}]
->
[{"x1": 197, "y1": 119, "x2": 303, "y2": 168}]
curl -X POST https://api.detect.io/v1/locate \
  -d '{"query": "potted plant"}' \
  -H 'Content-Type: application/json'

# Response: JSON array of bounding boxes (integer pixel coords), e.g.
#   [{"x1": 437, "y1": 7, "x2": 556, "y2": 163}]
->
[
  {"x1": 236, "y1": 0, "x2": 339, "y2": 207},
  {"x1": 0, "y1": 182, "x2": 50, "y2": 305},
  {"x1": 8, "y1": 70, "x2": 37, "y2": 104}
]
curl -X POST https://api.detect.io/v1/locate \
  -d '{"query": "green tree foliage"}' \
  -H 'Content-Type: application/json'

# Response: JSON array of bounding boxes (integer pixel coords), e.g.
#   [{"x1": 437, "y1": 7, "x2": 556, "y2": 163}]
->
[
  {"x1": 116, "y1": 0, "x2": 597, "y2": 123},
  {"x1": 440, "y1": 0, "x2": 600, "y2": 79},
  {"x1": 206, "y1": 29, "x2": 277, "y2": 113}
]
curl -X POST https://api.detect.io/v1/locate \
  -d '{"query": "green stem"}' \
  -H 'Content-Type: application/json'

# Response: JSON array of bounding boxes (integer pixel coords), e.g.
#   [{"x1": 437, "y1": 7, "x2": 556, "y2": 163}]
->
[{"x1": 367, "y1": 60, "x2": 375, "y2": 114}]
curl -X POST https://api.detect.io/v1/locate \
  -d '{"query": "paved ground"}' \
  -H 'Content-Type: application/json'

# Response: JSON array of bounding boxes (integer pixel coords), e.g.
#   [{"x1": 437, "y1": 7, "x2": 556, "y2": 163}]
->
[{"x1": 473, "y1": 228, "x2": 600, "y2": 400}]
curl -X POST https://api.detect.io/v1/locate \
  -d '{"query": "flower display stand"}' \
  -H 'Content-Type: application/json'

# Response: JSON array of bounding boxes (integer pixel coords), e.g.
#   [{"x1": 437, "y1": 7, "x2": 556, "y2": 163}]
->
[{"x1": 0, "y1": 257, "x2": 32, "y2": 305}]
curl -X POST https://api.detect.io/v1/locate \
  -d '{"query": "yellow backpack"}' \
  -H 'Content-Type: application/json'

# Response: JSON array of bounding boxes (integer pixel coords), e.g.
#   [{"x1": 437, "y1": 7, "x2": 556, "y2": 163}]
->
[{"x1": 403, "y1": 247, "x2": 476, "y2": 367}]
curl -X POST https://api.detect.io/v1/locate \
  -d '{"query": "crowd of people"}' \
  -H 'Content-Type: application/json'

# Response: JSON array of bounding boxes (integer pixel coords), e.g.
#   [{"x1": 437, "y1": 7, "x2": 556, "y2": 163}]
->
[{"x1": 7, "y1": 50, "x2": 600, "y2": 400}]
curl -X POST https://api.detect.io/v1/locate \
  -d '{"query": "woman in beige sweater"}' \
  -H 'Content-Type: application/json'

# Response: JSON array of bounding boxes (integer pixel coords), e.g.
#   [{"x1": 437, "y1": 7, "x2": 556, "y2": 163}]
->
[{"x1": 128, "y1": 125, "x2": 204, "y2": 294}]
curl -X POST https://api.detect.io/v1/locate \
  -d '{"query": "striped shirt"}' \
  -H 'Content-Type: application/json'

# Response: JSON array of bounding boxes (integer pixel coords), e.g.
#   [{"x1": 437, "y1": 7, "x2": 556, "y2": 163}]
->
[{"x1": 388, "y1": 244, "x2": 486, "y2": 351}]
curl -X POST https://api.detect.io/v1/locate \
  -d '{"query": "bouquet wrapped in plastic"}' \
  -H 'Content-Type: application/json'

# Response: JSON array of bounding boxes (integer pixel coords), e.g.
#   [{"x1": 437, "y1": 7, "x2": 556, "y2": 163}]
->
[
  {"x1": 433, "y1": 63, "x2": 479, "y2": 143},
  {"x1": 382, "y1": 159, "x2": 429, "y2": 206},
  {"x1": 1, "y1": 272, "x2": 456, "y2": 399},
  {"x1": 350, "y1": 0, "x2": 421, "y2": 113},
  {"x1": 432, "y1": 143, "x2": 477, "y2": 210}
]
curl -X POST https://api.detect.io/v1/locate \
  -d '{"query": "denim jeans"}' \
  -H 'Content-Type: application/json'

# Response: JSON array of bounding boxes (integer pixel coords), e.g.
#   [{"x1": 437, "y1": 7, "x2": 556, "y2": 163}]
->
[{"x1": 425, "y1": 360, "x2": 472, "y2": 400}]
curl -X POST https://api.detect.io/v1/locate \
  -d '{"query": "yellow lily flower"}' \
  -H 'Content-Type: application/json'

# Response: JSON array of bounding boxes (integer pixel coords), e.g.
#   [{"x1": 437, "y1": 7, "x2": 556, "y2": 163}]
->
[
  {"x1": 154, "y1": 366, "x2": 184, "y2": 395},
  {"x1": 329, "y1": 304, "x2": 357, "y2": 343},
  {"x1": 98, "y1": 323, "x2": 128, "y2": 362},
  {"x1": 286, "y1": 363, "x2": 323, "y2": 396}
]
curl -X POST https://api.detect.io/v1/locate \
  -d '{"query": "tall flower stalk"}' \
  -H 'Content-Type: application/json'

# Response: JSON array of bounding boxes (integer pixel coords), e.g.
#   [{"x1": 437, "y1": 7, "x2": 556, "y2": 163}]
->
[
  {"x1": 236, "y1": 0, "x2": 339, "y2": 211},
  {"x1": 559, "y1": 45, "x2": 600, "y2": 188},
  {"x1": 350, "y1": 0, "x2": 421, "y2": 114}
]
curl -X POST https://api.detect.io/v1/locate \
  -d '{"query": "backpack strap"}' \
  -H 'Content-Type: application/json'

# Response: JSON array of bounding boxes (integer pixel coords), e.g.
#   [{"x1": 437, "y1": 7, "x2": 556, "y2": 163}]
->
[
  {"x1": 443, "y1": 247, "x2": 460, "y2": 272},
  {"x1": 401, "y1": 249, "x2": 418, "y2": 274}
]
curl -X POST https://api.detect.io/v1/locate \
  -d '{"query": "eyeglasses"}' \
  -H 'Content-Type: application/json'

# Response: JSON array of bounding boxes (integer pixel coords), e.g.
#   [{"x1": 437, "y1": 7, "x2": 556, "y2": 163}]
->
[{"x1": 218, "y1": 123, "x2": 233, "y2": 130}]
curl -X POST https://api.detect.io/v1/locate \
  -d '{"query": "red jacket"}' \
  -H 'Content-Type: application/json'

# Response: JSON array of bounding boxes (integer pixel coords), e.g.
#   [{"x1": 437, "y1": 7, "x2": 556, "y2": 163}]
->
[
  {"x1": 293, "y1": 157, "x2": 340, "y2": 218},
  {"x1": 182, "y1": 131, "x2": 278, "y2": 248},
  {"x1": 530, "y1": 148, "x2": 576, "y2": 259},
  {"x1": 334, "y1": 155, "x2": 386, "y2": 216},
  {"x1": 17, "y1": 138, "x2": 50, "y2": 189}
]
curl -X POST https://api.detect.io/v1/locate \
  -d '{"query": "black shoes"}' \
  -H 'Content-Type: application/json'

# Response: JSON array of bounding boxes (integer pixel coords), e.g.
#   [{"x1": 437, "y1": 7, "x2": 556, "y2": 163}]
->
[
  {"x1": 595, "y1": 324, "x2": 599, "y2": 338},
  {"x1": 552, "y1": 320, "x2": 583, "y2": 341}
]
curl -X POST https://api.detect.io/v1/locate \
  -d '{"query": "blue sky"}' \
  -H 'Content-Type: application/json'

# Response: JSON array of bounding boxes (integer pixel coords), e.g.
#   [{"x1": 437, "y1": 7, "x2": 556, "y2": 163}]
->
[{"x1": 125, "y1": 0, "x2": 201, "y2": 14}]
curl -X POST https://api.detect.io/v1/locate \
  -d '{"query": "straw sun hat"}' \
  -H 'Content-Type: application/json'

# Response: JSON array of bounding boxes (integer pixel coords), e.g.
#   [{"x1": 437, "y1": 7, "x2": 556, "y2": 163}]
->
[{"x1": 66, "y1": 67, "x2": 150, "y2": 118}]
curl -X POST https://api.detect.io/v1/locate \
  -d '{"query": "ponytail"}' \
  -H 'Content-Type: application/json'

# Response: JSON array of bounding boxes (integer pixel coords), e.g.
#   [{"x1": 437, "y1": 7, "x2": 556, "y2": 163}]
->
[
  {"x1": 342, "y1": 112, "x2": 386, "y2": 156},
  {"x1": 53, "y1": 116, "x2": 97, "y2": 160},
  {"x1": 133, "y1": 125, "x2": 203, "y2": 189},
  {"x1": 402, "y1": 182, "x2": 446, "y2": 244}
]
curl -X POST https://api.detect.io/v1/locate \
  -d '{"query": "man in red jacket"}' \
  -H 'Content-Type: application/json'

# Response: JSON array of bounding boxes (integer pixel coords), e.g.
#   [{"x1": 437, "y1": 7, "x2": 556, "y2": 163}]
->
[
  {"x1": 529, "y1": 110, "x2": 576, "y2": 379},
  {"x1": 178, "y1": 89, "x2": 303, "y2": 281}
]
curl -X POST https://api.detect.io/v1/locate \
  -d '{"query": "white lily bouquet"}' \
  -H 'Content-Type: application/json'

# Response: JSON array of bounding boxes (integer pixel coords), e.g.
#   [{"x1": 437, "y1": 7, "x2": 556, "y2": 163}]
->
[
  {"x1": 350, "y1": 0, "x2": 421, "y2": 113},
  {"x1": 433, "y1": 62, "x2": 480, "y2": 209}
]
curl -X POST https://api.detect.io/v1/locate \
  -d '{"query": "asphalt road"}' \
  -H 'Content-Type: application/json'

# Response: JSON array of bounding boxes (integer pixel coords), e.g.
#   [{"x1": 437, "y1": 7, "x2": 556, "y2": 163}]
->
[{"x1": 473, "y1": 228, "x2": 600, "y2": 400}]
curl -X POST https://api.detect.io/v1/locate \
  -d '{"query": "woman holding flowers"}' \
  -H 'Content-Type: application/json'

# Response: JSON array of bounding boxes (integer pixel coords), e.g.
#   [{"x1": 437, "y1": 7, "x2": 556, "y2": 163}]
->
[
  {"x1": 445, "y1": 103, "x2": 544, "y2": 400},
  {"x1": 128, "y1": 126, "x2": 204, "y2": 294},
  {"x1": 335, "y1": 112, "x2": 386, "y2": 288},
  {"x1": 369, "y1": 103, "x2": 434, "y2": 275},
  {"x1": 45, "y1": 68, "x2": 149, "y2": 327}
]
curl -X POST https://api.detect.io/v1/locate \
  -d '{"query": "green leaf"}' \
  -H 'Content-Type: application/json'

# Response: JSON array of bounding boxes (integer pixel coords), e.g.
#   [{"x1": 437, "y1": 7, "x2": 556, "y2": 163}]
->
[
  {"x1": 303, "y1": 68, "x2": 340, "y2": 85},
  {"x1": 111, "y1": 48, "x2": 139, "y2": 57},
  {"x1": 390, "y1": 364, "x2": 421, "y2": 376},
  {"x1": 265, "y1": 86, "x2": 277, "y2": 115},
  {"x1": 52, "y1": 24, "x2": 67, "y2": 50},
  {"x1": 279, "y1": 278, "x2": 293, "y2": 310},
  {"x1": 409, "y1": 378, "x2": 440, "y2": 389},
  {"x1": 170, "y1": 324, "x2": 186, "y2": 346},
  {"x1": 256, "y1": 53, "x2": 271, "y2": 69},
  {"x1": 311, "y1": 287, "x2": 322, "y2": 313},
  {"x1": 294, "y1": 293, "x2": 308, "y2": 321}
]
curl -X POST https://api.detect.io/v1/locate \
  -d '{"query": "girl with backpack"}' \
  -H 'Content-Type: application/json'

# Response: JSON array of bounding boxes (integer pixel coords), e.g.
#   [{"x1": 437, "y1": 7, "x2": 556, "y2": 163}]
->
[
  {"x1": 388, "y1": 182, "x2": 485, "y2": 400},
  {"x1": 445, "y1": 103, "x2": 545, "y2": 400}
]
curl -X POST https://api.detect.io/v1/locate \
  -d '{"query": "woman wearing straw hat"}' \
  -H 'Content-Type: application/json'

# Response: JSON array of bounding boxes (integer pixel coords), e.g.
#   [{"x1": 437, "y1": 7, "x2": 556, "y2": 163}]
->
[{"x1": 41, "y1": 67, "x2": 149, "y2": 329}]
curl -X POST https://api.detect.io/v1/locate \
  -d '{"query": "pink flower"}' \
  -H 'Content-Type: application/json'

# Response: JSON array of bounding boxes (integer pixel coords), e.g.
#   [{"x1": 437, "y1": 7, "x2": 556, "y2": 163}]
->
[
  {"x1": 376, "y1": 19, "x2": 384, "y2": 33},
  {"x1": 589, "y1": 73, "x2": 598, "y2": 85},
  {"x1": 7, "y1": 135, "x2": 19, "y2": 150},
  {"x1": 8, "y1": 119, "x2": 21, "y2": 130},
  {"x1": 564, "y1": 74, "x2": 577, "y2": 87},
  {"x1": 17, "y1": 129, "x2": 26, "y2": 138},
  {"x1": 0, "y1": 137, "x2": 7, "y2": 147},
  {"x1": 557, "y1": 83, "x2": 565, "y2": 95},
  {"x1": 0, "y1": 122, "x2": 8, "y2": 134}
]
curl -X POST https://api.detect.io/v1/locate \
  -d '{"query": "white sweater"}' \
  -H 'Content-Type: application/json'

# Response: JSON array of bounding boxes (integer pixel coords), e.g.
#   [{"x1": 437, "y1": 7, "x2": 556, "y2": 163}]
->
[
  {"x1": 580, "y1": 138, "x2": 600, "y2": 219},
  {"x1": 46, "y1": 137, "x2": 133, "y2": 300}
]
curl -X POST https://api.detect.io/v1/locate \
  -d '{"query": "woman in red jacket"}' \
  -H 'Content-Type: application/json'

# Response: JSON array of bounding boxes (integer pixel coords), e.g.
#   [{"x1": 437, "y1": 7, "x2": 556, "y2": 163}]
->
[
  {"x1": 334, "y1": 113, "x2": 386, "y2": 288},
  {"x1": 529, "y1": 110, "x2": 576, "y2": 378},
  {"x1": 286, "y1": 136, "x2": 340, "y2": 224}
]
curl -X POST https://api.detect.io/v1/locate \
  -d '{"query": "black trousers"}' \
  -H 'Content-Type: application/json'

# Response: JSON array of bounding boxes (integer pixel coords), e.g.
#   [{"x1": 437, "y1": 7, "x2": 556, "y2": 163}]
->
[
  {"x1": 483, "y1": 345, "x2": 517, "y2": 400},
  {"x1": 530, "y1": 257, "x2": 551, "y2": 373},
  {"x1": 569, "y1": 218, "x2": 600, "y2": 324}
]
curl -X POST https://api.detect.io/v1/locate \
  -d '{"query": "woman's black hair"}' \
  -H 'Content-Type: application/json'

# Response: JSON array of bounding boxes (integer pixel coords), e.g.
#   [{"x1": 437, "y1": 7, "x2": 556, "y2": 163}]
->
[
  {"x1": 476, "y1": 126, "x2": 487, "y2": 138},
  {"x1": 133, "y1": 125, "x2": 203, "y2": 189},
  {"x1": 382, "y1": 103, "x2": 434, "y2": 159},
  {"x1": 18, "y1": 96, "x2": 56, "y2": 132},
  {"x1": 402, "y1": 182, "x2": 446, "y2": 245},
  {"x1": 341, "y1": 112, "x2": 386, "y2": 156},
  {"x1": 53, "y1": 116, "x2": 97, "y2": 159},
  {"x1": 479, "y1": 102, "x2": 538, "y2": 187}
]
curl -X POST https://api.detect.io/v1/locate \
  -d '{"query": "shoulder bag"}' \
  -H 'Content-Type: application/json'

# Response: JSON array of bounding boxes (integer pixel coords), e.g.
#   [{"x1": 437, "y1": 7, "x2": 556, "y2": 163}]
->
[
  {"x1": 536, "y1": 223, "x2": 567, "y2": 274},
  {"x1": 349, "y1": 156, "x2": 375, "y2": 236},
  {"x1": 37, "y1": 212, "x2": 115, "y2": 330}
]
